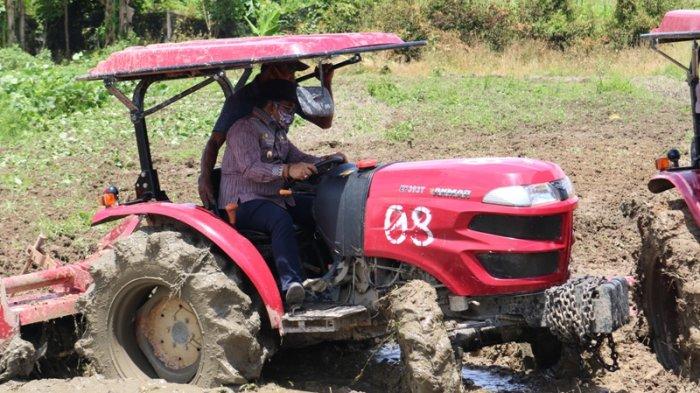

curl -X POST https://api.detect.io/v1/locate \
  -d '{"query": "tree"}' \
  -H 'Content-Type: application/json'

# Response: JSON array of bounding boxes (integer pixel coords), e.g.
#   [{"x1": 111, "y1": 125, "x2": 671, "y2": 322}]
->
[
  {"x1": 103, "y1": 0, "x2": 116, "y2": 45},
  {"x1": 63, "y1": 0, "x2": 68, "y2": 54},
  {"x1": 18, "y1": 0, "x2": 24, "y2": 49},
  {"x1": 6, "y1": 0, "x2": 16, "y2": 45},
  {"x1": 118, "y1": 0, "x2": 131, "y2": 36}
]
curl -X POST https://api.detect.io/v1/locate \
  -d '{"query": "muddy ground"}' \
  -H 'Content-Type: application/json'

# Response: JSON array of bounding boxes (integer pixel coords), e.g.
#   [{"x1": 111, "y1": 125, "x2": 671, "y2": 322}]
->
[{"x1": 1, "y1": 73, "x2": 700, "y2": 392}]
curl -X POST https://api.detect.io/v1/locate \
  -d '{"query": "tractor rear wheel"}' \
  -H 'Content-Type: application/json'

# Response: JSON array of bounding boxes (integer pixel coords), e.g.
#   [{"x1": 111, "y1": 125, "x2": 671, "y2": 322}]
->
[
  {"x1": 76, "y1": 228, "x2": 269, "y2": 387},
  {"x1": 637, "y1": 197, "x2": 700, "y2": 379}
]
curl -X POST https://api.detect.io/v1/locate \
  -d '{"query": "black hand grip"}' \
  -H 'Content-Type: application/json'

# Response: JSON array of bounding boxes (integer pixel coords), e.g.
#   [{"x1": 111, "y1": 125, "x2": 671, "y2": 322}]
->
[{"x1": 296, "y1": 54, "x2": 362, "y2": 83}]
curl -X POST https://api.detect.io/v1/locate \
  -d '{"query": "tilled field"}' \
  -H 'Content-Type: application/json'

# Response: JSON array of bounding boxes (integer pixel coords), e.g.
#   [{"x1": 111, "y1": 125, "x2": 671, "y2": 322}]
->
[{"x1": 1, "y1": 71, "x2": 700, "y2": 392}]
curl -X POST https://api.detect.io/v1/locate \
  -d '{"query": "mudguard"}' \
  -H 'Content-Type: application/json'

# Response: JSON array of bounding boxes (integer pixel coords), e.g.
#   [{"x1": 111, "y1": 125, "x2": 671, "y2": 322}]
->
[
  {"x1": 92, "y1": 202, "x2": 283, "y2": 328},
  {"x1": 648, "y1": 169, "x2": 700, "y2": 227}
]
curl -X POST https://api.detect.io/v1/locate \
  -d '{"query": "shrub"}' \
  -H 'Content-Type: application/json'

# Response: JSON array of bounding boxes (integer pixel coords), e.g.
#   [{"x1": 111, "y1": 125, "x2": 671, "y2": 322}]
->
[
  {"x1": 428, "y1": 0, "x2": 517, "y2": 51},
  {"x1": 610, "y1": 0, "x2": 681, "y2": 46},
  {"x1": 361, "y1": 0, "x2": 431, "y2": 60},
  {"x1": 0, "y1": 47, "x2": 110, "y2": 141},
  {"x1": 517, "y1": 0, "x2": 594, "y2": 49},
  {"x1": 317, "y1": 0, "x2": 371, "y2": 33}
]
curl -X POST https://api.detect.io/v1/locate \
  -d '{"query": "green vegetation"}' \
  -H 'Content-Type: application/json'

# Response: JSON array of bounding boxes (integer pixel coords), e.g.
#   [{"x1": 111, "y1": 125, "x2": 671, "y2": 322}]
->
[
  {"x1": 2, "y1": 0, "x2": 700, "y2": 62},
  {"x1": 0, "y1": 47, "x2": 110, "y2": 141}
]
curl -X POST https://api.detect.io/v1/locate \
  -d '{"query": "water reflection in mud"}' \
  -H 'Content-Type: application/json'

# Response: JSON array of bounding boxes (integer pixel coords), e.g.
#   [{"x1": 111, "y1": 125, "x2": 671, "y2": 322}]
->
[{"x1": 373, "y1": 343, "x2": 531, "y2": 392}]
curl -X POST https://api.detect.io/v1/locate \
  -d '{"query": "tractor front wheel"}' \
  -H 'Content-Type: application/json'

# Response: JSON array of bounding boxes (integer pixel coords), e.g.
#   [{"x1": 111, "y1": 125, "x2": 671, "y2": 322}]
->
[
  {"x1": 76, "y1": 228, "x2": 269, "y2": 387},
  {"x1": 637, "y1": 197, "x2": 700, "y2": 380}
]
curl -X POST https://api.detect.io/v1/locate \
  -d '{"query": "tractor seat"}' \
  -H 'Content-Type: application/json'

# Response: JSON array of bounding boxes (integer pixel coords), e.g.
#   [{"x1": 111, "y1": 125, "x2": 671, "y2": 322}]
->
[{"x1": 210, "y1": 167, "x2": 303, "y2": 243}]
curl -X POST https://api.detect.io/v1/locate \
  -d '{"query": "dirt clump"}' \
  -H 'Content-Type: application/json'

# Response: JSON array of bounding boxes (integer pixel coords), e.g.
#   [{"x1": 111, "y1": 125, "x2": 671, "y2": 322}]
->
[
  {"x1": 381, "y1": 280, "x2": 463, "y2": 393},
  {"x1": 0, "y1": 336, "x2": 35, "y2": 382}
]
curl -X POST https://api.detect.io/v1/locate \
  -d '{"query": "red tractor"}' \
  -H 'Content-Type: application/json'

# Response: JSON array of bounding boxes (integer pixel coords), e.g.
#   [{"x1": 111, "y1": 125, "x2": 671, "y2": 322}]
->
[
  {"x1": 0, "y1": 33, "x2": 630, "y2": 387},
  {"x1": 638, "y1": 10, "x2": 700, "y2": 380}
]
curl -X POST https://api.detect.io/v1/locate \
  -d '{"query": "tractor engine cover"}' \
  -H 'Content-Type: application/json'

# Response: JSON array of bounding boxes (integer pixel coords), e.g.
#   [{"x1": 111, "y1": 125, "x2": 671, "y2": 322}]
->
[
  {"x1": 362, "y1": 158, "x2": 578, "y2": 297},
  {"x1": 313, "y1": 163, "x2": 376, "y2": 256}
]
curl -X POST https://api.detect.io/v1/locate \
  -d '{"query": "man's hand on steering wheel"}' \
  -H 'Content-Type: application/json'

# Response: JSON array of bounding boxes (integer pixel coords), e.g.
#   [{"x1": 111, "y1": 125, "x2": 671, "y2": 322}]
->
[
  {"x1": 285, "y1": 162, "x2": 317, "y2": 181},
  {"x1": 324, "y1": 152, "x2": 347, "y2": 163}
]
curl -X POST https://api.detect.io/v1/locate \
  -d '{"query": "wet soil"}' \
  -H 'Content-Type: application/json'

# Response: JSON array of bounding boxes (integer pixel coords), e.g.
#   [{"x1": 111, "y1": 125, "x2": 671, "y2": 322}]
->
[{"x1": 2, "y1": 75, "x2": 700, "y2": 391}]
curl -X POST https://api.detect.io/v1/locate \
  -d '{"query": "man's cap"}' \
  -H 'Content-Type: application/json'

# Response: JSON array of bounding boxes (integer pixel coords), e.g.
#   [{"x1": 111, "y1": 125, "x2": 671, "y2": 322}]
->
[
  {"x1": 257, "y1": 79, "x2": 299, "y2": 106},
  {"x1": 261, "y1": 60, "x2": 309, "y2": 72}
]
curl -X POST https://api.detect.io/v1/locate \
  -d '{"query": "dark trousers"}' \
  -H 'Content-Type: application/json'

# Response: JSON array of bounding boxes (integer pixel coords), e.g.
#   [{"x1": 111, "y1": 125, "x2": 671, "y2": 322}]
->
[{"x1": 235, "y1": 196, "x2": 315, "y2": 292}]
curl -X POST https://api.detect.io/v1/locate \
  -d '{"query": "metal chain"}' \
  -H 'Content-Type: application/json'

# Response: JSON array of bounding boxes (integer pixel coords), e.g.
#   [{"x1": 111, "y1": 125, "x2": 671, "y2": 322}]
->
[{"x1": 543, "y1": 276, "x2": 620, "y2": 371}]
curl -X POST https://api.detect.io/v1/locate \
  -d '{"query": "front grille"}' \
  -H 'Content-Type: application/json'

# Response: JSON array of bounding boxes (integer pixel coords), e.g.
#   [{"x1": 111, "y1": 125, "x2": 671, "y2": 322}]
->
[
  {"x1": 468, "y1": 214, "x2": 563, "y2": 241},
  {"x1": 477, "y1": 252, "x2": 559, "y2": 279}
]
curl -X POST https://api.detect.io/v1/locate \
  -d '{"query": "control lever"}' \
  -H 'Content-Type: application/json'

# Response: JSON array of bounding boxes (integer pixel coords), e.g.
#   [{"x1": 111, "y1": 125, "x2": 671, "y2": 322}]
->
[{"x1": 295, "y1": 54, "x2": 362, "y2": 83}]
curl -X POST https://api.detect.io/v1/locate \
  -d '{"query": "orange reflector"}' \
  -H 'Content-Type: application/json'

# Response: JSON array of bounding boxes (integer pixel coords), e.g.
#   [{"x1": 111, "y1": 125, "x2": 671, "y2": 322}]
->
[
  {"x1": 655, "y1": 157, "x2": 671, "y2": 171},
  {"x1": 357, "y1": 159, "x2": 377, "y2": 170},
  {"x1": 100, "y1": 193, "x2": 118, "y2": 208}
]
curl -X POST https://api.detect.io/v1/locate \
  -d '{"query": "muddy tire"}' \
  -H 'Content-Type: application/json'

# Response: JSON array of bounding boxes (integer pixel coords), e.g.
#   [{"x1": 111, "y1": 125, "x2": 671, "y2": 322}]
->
[
  {"x1": 76, "y1": 228, "x2": 269, "y2": 387},
  {"x1": 637, "y1": 197, "x2": 700, "y2": 379},
  {"x1": 383, "y1": 280, "x2": 463, "y2": 393}
]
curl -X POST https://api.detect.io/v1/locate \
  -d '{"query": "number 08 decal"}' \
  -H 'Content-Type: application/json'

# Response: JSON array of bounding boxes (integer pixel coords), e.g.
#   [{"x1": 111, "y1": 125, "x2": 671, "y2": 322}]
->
[{"x1": 384, "y1": 205, "x2": 434, "y2": 247}]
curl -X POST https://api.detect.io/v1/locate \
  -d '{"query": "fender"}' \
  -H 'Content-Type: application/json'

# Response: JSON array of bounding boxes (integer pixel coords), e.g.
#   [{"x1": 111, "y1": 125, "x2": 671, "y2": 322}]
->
[
  {"x1": 92, "y1": 202, "x2": 283, "y2": 329},
  {"x1": 648, "y1": 169, "x2": 700, "y2": 227}
]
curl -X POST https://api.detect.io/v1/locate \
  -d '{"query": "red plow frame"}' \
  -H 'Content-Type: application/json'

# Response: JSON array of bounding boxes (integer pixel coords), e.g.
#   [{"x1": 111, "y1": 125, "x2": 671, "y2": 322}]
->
[{"x1": 0, "y1": 216, "x2": 141, "y2": 343}]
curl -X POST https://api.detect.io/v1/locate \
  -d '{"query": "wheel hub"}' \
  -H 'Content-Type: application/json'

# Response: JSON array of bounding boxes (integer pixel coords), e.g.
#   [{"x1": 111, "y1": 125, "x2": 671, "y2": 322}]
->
[{"x1": 136, "y1": 293, "x2": 202, "y2": 372}]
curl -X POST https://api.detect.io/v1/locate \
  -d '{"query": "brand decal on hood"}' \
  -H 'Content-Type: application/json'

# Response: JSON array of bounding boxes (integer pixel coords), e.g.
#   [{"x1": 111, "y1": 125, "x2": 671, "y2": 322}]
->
[
  {"x1": 399, "y1": 184, "x2": 426, "y2": 194},
  {"x1": 431, "y1": 187, "x2": 471, "y2": 199}
]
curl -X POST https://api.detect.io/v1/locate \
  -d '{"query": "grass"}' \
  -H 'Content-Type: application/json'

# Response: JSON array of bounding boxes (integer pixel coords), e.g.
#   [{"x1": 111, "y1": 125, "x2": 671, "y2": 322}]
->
[
  {"x1": 371, "y1": 38, "x2": 691, "y2": 80},
  {"x1": 363, "y1": 70, "x2": 659, "y2": 136}
]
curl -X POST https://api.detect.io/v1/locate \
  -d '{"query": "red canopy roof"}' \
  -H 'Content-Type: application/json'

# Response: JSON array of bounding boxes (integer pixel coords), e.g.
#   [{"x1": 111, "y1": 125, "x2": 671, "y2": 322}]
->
[
  {"x1": 643, "y1": 10, "x2": 700, "y2": 43},
  {"x1": 82, "y1": 32, "x2": 423, "y2": 81},
  {"x1": 653, "y1": 10, "x2": 700, "y2": 33}
]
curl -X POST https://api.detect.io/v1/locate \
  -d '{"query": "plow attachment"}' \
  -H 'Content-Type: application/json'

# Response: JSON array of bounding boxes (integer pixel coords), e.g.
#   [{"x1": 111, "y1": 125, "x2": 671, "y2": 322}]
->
[
  {"x1": 0, "y1": 262, "x2": 93, "y2": 342},
  {"x1": 0, "y1": 216, "x2": 140, "y2": 357}
]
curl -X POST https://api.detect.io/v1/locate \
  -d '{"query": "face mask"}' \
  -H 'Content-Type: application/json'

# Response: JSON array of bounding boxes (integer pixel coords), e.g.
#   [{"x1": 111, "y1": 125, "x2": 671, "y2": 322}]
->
[{"x1": 274, "y1": 102, "x2": 295, "y2": 129}]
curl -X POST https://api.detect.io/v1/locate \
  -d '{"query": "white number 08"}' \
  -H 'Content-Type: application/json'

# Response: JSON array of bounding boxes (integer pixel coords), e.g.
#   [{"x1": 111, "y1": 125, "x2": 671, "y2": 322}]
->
[{"x1": 383, "y1": 205, "x2": 434, "y2": 247}]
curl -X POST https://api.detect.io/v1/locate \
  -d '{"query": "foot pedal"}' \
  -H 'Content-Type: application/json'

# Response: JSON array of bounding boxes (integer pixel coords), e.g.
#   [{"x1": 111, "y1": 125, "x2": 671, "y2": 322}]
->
[{"x1": 282, "y1": 305, "x2": 370, "y2": 334}]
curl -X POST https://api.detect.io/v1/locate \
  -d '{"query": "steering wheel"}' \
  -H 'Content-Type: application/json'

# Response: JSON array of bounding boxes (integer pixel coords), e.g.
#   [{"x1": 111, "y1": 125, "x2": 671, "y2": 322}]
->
[{"x1": 313, "y1": 154, "x2": 346, "y2": 176}]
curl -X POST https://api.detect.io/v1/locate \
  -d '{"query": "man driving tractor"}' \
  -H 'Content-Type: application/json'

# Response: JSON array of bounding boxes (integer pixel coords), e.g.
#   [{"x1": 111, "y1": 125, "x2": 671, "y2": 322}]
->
[
  {"x1": 198, "y1": 60, "x2": 336, "y2": 209},
  {"x1": 218, "y1": 79, "x2": 336, "y2": 307},
  {"x1": 198, "y1": 59, "x2": 346, "y2": 306}
]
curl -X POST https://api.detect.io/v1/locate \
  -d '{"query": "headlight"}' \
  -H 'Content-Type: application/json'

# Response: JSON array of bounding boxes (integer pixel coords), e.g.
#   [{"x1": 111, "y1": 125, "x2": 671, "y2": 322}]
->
[{"x1": 483, "y1": 177, "x2": 574, "y2": 207}]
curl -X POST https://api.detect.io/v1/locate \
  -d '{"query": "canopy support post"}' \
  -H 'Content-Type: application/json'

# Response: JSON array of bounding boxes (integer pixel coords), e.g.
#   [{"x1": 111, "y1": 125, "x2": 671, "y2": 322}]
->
[
  {"x1": 104, "y1": 79, "x2": 139, "y2": 112},
  {"x1": 651, "y1": 40, "x2": 690, "y2": 73},
  {"x1": 232, "y1": 68, "x2": 252, "y2": 93},
  {"x1": 689, "y1": 41, "x2": 700, "y2": 168},
  {"x1": 132, "y1": 78, "x2": 167, "y2": 202},
  {"x1": 140, "y1": 74, "x2": 220, "y2": 119}
]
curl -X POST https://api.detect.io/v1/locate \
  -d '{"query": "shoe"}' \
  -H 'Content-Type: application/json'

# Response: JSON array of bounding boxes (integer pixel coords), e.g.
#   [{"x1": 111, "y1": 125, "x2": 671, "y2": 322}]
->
[{"x1": 285, "y1": 282, "x2": 305, "y2": 307}]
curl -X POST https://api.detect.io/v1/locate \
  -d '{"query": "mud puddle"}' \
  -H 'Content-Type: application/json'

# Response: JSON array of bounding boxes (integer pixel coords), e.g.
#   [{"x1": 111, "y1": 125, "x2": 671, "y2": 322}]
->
[{"x1": 374, "y1": 343, "x2": 530, "y2": 392}]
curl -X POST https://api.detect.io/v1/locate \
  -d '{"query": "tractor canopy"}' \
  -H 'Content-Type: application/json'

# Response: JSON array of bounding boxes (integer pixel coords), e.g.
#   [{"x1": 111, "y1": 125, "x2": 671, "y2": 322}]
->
[
  {"x1": 78, "y1": 33, "x2": 424, "y2": 203},
  {"x1": 641, "y1": 9, "x2": 700, "y2": 43},
  {"x1": 79, "y1": 32, "x2": 424, "y2": 81}
]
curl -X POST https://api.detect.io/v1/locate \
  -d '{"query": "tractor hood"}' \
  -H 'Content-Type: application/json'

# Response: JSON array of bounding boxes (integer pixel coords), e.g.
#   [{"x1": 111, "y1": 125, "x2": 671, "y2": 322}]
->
[
  {"x1": 368, "y1": 158, "x2": 568, "y2": 201},
  {"x1": 312, "y1": 158, "x2": 570, "y2": 258}
]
